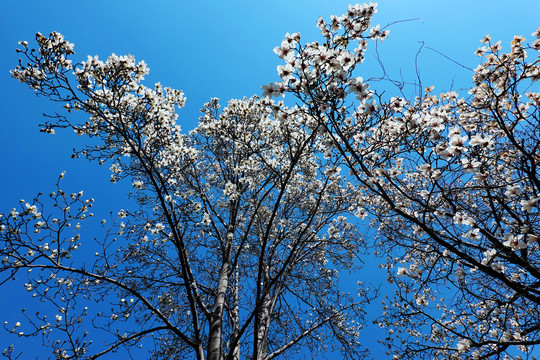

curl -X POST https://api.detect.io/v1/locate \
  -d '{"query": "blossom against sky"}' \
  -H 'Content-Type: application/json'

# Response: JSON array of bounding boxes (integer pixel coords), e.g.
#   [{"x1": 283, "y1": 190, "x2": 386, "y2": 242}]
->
[
  {"x1": 1, "y1": 0, "x2": 538, "y2": 205},
  {"x1": 0, "y1": 0, "x2": 538, "y2": 358}
]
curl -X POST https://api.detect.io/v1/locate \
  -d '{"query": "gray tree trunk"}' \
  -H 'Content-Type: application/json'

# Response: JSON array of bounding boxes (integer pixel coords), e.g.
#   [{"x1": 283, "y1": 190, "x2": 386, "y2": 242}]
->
[{"x1": 208, "y1": 259, "x2": 230, "y2": 360}]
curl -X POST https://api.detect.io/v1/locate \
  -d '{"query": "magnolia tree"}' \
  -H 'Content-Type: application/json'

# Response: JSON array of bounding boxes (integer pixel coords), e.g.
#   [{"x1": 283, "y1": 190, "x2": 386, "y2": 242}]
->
[
  {"x1": 263, "y1": 3, "x2": 540, "y2": 359},
  {"x1": 3, "y1": 31, "x2": 372, "y2": 359},
  {"x1": 6, "y1": 3, "x2": 540, "y2": 360}
]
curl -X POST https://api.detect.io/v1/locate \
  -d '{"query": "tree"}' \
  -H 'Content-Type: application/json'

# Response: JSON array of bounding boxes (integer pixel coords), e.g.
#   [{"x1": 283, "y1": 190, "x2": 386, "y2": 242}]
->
[
  {"x1": 264, "y1": 4, "x2": 540, "y2": 359},
  {"x1": 3, "y1": 31, "x2": 371, "y2": 359},
  {"x1": 6, "y1": 2, "x2": 540, "y2": 359}
]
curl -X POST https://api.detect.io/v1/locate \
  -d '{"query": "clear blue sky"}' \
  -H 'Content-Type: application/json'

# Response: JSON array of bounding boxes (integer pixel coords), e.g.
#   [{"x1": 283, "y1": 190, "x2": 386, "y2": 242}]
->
[{"x1": 1, "y1": 0, "x2": 538, "y2": 358}]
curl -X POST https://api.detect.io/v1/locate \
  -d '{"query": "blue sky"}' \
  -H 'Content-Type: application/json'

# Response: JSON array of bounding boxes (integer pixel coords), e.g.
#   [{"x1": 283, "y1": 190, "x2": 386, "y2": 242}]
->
[{"x1": 1, "y1": 0, "x2": 539, "y2": 358}]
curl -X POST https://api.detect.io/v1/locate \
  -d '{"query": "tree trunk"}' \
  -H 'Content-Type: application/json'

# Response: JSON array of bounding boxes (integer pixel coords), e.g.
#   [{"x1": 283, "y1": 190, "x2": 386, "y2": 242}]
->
[
  {"x1": 208, "y1": 259, "x2": 230, "y2": 360},
  {"x1": 254, "y1": 292, "x2": 272, "y2": 359},
  {"x1": 230, "y1": 266, "x2": 240, "y2": 360}
]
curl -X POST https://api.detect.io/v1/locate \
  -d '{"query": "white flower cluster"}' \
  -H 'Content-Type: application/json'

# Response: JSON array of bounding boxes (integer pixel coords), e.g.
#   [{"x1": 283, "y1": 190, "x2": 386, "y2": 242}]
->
[{"x1": 263, "y1": 3, "x2": 380, "y2": 111}]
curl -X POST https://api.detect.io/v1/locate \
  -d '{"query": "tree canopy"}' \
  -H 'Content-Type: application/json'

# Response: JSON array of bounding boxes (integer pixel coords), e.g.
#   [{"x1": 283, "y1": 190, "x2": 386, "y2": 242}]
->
[{"x1": 3, "y1": 2, "x2": 540, "y2": 359}]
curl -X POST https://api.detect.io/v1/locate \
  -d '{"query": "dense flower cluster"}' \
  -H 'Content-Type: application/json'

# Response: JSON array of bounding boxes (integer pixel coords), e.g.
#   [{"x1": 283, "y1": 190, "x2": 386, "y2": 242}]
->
[{"x1": 262, "y1": 3, "x2": 381, "y2": 109}]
